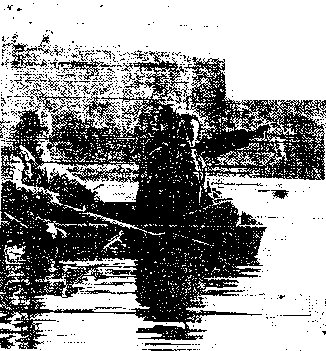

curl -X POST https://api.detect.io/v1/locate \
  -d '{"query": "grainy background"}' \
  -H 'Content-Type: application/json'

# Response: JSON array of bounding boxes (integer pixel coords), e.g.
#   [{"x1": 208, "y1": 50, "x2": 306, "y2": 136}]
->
[{"x1": 1, "y1": 1, "x2": 326, "y2": 351}]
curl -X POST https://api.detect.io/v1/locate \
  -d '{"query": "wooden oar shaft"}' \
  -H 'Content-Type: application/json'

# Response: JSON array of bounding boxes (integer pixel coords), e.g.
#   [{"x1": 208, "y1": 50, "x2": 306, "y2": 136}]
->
[
  {"x1": 4, "y1": 203, "x2": 214, "y2": 247},
  {"x1": 3, "y1": 212, "x2": 29, "y2": 229},
  {"x1": 59, "y1": 204, "x2": 214, "y2": 247},
  {"x1": 59, "y1": 203, "x2": 164, "y2": 236}
]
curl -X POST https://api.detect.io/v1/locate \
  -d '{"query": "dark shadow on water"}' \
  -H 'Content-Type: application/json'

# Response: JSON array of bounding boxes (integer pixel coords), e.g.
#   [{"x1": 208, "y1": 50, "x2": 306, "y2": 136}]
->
[{"x1": 133, "y1": 242, "x2": 261, "y2": 345}]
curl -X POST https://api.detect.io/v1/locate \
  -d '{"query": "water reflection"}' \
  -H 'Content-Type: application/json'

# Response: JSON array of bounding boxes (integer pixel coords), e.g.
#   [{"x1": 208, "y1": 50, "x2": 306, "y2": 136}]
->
[
  {"x1": 0, "y1": 241, "x2": 51, "y2": 349},
  {"x1": 135, "y1": 247, "x2": 206, "y2": 342},
  {"x1": 0, "y1": 222, "x2": 264, "y2": 349},
  {"x1": 134, "y1": 244, "x2": 262, "y2": 349}
]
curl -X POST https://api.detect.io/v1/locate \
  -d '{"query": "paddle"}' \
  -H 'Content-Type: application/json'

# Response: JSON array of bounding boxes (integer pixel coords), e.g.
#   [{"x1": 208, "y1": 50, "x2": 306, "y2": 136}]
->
[
  {"x1": 3, "y1": 201, "x2": 214, "y2": 248},
  {"x1": 57, "y1": 203, "x2": 214, "y2": 248}
]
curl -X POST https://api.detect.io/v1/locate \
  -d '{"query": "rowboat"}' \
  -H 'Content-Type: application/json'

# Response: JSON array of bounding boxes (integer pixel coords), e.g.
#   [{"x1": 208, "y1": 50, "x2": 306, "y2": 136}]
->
[{"x1": 1, "y1": 191, "x2": 265, "y2": 264}]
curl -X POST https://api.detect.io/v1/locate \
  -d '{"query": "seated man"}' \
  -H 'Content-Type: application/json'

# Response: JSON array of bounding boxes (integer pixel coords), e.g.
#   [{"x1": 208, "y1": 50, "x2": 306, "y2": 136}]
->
[{"x1": 2, "y1": 110, "x2": 98, "y2": 231}]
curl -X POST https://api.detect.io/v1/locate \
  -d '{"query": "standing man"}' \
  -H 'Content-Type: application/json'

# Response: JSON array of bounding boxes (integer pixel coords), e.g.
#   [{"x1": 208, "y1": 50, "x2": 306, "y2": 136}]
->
[
  {"x1": 135, "y1": 105, "x2": 206, "y2": 224},
  {"x1": 134, "y1": 103, "x2": 269, "y2": 225}
]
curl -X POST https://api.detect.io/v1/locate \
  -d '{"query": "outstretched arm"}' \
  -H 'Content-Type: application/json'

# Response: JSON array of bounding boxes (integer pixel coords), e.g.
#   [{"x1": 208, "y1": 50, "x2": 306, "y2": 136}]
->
[{"x1": 197, "y1": 124, "x2": 270, "y2": 158}]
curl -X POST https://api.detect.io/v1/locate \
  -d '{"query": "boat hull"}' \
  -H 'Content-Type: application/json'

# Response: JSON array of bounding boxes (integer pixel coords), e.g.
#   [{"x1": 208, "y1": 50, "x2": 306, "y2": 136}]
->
[{"x1": 1, "y1": 195, "x2": 265, "y2": 263}]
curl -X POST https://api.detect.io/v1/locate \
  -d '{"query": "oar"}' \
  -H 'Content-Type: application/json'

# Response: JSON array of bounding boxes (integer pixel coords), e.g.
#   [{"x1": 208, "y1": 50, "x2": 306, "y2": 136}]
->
[
  {"x1": 4, "y1": 204, "x2": 213, "y2": 248},
  {"x1": 57, "y1": 202, "x2": 165, "y2": 236},
  {"x1": 57, "y1": 203, "x2": 214, "y2": 248},
  {"x1": 3, "y1": 211, "x2": 68, "y2": 239},
  {"x1": 3, "y1": 212, "x2": 29, "y2": 229}
]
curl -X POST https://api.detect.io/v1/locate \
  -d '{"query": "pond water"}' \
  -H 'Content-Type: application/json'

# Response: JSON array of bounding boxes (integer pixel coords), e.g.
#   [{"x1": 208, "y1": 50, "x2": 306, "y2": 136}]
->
[{"x1": 1, "y1": 178, "x2": 325, "y2": 350}]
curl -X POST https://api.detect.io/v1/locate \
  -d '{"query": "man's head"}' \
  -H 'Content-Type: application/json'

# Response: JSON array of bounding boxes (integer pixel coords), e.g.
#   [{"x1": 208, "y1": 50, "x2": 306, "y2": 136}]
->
[
  {"x1": 157, "y1": 104, "x2": 177, "y2": 132},
  {"x1": 179, "y1": 113, "x2": 201, "y2": 147},
  {"x1": 16, "y1": 110, "x2": 50, "y2": 160},
  {"x1": 34, "y1": 137, "x2": 51, "y2": 163}
]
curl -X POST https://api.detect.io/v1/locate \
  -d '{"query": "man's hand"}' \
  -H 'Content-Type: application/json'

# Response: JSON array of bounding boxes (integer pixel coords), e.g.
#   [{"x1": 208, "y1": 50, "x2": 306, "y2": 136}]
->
[
  {"x1": 255, "y1": 124, "x2": 270, "y2": 138},
  {"x1": 18, "y1": 184, "x2": 59, "y2": 204}
]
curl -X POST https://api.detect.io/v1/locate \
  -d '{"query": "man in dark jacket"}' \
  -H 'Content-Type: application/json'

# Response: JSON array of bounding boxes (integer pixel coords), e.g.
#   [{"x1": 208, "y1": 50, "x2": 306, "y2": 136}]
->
[
  {"x1": 135, "y1": 104, "x2": 269, "y2": 225},
  {"x1": 136, "y1": 106, "x2": 206, "y2": 224}
]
